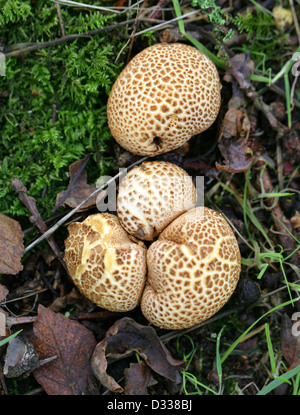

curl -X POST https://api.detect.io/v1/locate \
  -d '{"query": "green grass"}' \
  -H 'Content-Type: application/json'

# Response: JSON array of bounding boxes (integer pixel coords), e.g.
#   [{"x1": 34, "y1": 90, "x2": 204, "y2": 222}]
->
[
  {"x1": 257, "y1": 365, "x2": 300, "y2": 395},
  {"x1": 175, "y1": 298, "x2": 299, "y2": 395},
  {"x1": 264, "y1": 323, "x2": 277, "y2": 376},
  {"x1": 0, "y1": 330, "x2": 22, "y2": 347},
  {"x1": 171, "y1": 0, "x2": 227, "y2": 69},
  {"x1": 176, "y1": 334, "x2": 218, "y2": 395}
]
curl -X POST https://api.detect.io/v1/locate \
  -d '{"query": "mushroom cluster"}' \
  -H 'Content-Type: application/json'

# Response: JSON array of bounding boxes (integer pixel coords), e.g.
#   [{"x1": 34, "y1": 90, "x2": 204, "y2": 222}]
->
[
  {"x1": 64, "y1": 163, "x2": 241, "y2": 330},
  {"x1": 64, "y1": 43, "x2": 241, "y2": 330}
]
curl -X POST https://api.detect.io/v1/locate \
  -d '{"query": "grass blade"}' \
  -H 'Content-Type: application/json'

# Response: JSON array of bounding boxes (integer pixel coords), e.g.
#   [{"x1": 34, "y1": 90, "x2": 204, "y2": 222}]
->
[
  {"x1": 0, "y1": 330, "x2": 22, "y2": 347},
  {"x1": 284, "y1": 73, "x2": 292, "y2": 129},
  {"x1": 257, "y1": 365, "x2": 300, "y2": 395},
  {"x1": 216, "y1": 325, "x2": 225, "y2": 394},
  {"x1": 264, "y1": 323, "x2": 276, "y2": 375},
  {"x1": 171, "y1": 0, "x2": 226, "y2": 69},
  {"x1": 221, "y1": 297, "x2": 299, "y2": 364}
]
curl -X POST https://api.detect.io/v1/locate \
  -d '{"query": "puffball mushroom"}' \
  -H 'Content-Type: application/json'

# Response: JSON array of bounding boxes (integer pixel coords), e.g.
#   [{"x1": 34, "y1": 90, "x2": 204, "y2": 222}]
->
[
  {"x1": 140, "y1": 207, "x2": 241, "y2": 330},
  {"x1": 107, "y1": 42, "x2": 221, "y2": 156},
  {"x1": 64, "y1": 213, "x2": 146, "y2": 312},
  {"x1": 117, "y1": 161, "x2": 197, "y2": 241}
]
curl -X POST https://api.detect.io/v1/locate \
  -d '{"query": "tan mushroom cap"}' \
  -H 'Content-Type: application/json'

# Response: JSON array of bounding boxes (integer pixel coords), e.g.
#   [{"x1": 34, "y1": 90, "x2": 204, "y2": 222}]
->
[
  {"x1": 117, "y1": 161, "x2": 197, "y2": 241},
  {"x1": 64, "y1": 213, "x2": 147, "y2": 312},
  {"x1": 140, "y1": 207, "x2": 241, "y2": 330},
  {"x1": 107, "y1": 42, "x2": 221, "y2": 156}
]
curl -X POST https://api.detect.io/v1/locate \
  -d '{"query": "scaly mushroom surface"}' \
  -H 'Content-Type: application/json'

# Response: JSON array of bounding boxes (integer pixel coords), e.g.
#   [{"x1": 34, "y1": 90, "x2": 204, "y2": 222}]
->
[
  {"x1": 117, "y1": 161, "x2": 197, "y2": 241},
  {"x1": 107, "y1": 42, "x2": 221, "y2": 156},
  {"x1": 140, "y1": 207, "x2": 241, "y2": 330},
  {"x1": 64, "y1": 213, "x2": 147, "y2": 312}
]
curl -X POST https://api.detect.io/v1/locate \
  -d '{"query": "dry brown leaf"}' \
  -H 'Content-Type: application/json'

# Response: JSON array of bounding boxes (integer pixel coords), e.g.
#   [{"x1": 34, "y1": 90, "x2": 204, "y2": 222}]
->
[
  {"x1": 0, "y1": 213, "x2": 24, "y2": 275},
  {"x1": 124, "y1": 361, "x2": 157, "y2": 395},
  {"x1": 91, "y1": 317, "x2": 184, "y2": 394},
  {"x1": 280, "y1": 313, "x2": 300, "y2": 370},
  {"x1": 31, "y1": 304, "x2": 97, "y2": 395},
  {"x1": 53, "y1": 155, "x2": 105, "y2": 212},
  {"x1": 0, "y1": 308, "x2": 7, "y2": 337},
  {"x1": 216, "y1": 107, "x2": 254, "y2": 173}
]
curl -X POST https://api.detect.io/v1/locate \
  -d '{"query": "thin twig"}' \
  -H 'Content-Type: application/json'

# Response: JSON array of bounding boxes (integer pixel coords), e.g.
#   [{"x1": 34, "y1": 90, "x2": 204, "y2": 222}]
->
[
  {"x1": 149, "y1": 0, "x2": 170, "y2": 19},
  {"x1": 23, "y1": 211, "x2": 67, "y2": 234},
  {"x1": 0, "y1": 289, "x2": 49, "y2": 306},
  {"x1": 52, "y1": 0, "x2": 145, "y2": 14},
  {"x1": 289, "y1": 0, "x2": 300, "y2": 45},
  {"x1": 4, "y1": 19, "x2": 137, "y2": 58},
  {"x1": 130, "y1": 9, "x2": 199, "y2": 37},
  {"x1": 23, "y1": 157, "x2": 148, "y2": 254},
  {"x1": 5, "y1": 11, "x2": 198, "y2": 59},
  {"x1": 126, "y1": 0, "x2": 149, "y2": 64},
  {"x1": 159, "y1": 306, "x2": 242, "y2": 344},
  {"x1": 56, "y1": 2, "x2": 66, "y2": 37},
  {"x1": 11, "y1": 179, "x2": 68, "y2": 272}
]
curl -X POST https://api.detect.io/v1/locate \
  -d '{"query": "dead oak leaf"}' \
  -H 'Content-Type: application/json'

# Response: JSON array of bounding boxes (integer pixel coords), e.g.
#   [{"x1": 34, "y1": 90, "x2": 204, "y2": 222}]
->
[
  {"x1": 91, "y1": 317, "x2": 184, "y2": 394},
  {"x1": 124, "y1": 361, "x2": 157, "y2": 395},
  {"x1": 53, "y1": 155, "x2": 105, "y2": 213},
  {"x1": 31, "y1": 304, "x2": 97, "y2": 395},
  {"x1": 216, "y1": 107, "x2": 254, "y2": 173},
  {"x1": 0, "y1": 213, "x2": 24, "y2": 275}
]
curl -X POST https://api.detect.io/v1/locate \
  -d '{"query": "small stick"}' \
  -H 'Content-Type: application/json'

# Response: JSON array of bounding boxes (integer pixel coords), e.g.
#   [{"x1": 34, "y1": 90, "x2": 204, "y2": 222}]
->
[
  {"x1": 6, "y1": 316, "x2": 37, "y2": 327},
  {"x1": 289, "y1": 0, "x2": 300, "y2": 45},
  {"x1": 72, "y1": 310, "x2": 119, "y2": 321},
  {"x1": 22, "y1": 156, "x2": 148, "y2": 254},
  {"x1": 126, "y1": 0, "x2": 148, "y2": 64},
  {"x1": 56, "y1": 2, "x2": 66, "y2": 37},
  {"x1": 149, "y1": 0, "x2": 169, "y2": 19},
  {"x1": 24, "y1": 211, "x2": 67, "y2": 234},
  {"x1": 12, "y1": 179, "x2": 68, "y2": 272},
  {"x1": 4, "y1": 19, "x2": 137, "y2": 58}
]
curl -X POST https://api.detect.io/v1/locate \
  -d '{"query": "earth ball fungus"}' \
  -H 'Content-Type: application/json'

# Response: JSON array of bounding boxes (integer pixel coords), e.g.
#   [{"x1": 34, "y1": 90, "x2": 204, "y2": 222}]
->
[
  {"x1": 140, "y1": 207, "x2": 241, "y2": 330},
  {"x1": 117, "y1": 161, "x2": 197, "y2": 241},
  {"x1": 64, "y1": 170, "x2": 241, "y2": 329},
  {"x1": 64, "y1": 213, "x2": 147, "y2": 312},
  {"x1": 107, "y1": 42, "x2": 221, "y2": 156}
]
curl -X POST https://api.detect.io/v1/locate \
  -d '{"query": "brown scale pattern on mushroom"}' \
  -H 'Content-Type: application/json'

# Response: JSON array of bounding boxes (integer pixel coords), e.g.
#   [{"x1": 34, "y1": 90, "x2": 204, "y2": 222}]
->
[
  {"x1": 117, "y1": 161, "x2": 197, "y2": 241},
  {"x1": 140, "y1": 207, "x2": 241, "y2": 330},
  {"x1": 107, "y1": 43, "x2": 221, "y2": 156},
  {"x1": 64, "y1": 213, "x2": 147, "y2": 312}
]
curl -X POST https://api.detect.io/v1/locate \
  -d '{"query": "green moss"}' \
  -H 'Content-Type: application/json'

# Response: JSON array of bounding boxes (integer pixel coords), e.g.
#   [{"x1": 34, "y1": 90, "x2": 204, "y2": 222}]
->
[
  {"x1": 231, "y1": 7, "x2": 290, "y2": 75},
  {"x1": 0, "y1": 0, "x2": 127, "y2": 219}
]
